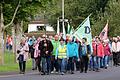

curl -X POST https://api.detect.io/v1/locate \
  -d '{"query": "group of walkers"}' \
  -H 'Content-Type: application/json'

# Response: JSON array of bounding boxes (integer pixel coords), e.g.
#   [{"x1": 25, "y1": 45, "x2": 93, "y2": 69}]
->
[{"x1": 16, "y1": 34, "x2": 120, "y2": 75}]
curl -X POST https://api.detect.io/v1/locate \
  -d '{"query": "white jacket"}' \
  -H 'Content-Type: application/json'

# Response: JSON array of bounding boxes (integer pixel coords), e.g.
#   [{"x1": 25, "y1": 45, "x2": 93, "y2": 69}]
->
[{"x1": 112, "y1": 41, "x2": 120, "y2": 52}]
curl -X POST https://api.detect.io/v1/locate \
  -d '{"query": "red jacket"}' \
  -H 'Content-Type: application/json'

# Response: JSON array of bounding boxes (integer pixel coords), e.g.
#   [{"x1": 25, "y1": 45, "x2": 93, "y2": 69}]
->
[
  {"x1": 92, "y1": 42, "x2": 104, "y2": 57},
  {"x1": 92, "y1": 41, "x2": 97, "y2": 56},
  {"x1": 104, "y1": 44, "x2": 111, "y2": 56}
]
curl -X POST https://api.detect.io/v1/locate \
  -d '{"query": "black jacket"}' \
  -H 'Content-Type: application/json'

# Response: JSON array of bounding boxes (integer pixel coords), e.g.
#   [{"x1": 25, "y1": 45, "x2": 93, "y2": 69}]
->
[{"x1": 39, "y1": 40, "x2": 53, "y2": 57}]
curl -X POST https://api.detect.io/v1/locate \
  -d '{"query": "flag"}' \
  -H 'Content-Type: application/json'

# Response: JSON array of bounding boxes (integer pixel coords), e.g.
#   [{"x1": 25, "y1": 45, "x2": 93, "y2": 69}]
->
[
  {"x1": 62, "y1": 23, "x2": 66, "y2": 39},
  {"x1": 70, "y1": 27, "x2": 74, "y2": 35},
  {"x1": 67, "y1": 23, "x2": 74, "y2": 35},
  {"x1": 73, "y1": 16, "x2": 93, "y2": 52},
  {"x1": 67, "y1": 23, "x2": 71, "y2": 34},
  {"x1": 99, "y1": 22, "x2": 108, "y2": 40}
]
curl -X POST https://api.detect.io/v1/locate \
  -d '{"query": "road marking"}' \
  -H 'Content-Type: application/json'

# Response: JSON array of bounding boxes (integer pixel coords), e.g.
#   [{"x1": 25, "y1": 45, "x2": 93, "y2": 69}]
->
[
  {"x1": 0, "y1": 72, "x2": 39, "y2": 78},
  {"x1": 0, "y1": 74, "x2": 23, "y2": 78}
]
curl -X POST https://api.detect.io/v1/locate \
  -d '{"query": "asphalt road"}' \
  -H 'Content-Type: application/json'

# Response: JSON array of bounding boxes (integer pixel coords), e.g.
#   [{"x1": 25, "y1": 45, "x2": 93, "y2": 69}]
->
[{"x1": 0, "y1": 66, "x2": 120, "y2": 80}]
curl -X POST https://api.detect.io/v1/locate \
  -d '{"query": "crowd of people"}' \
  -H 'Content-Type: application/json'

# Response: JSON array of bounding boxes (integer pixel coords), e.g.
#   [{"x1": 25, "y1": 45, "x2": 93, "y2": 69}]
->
[{"x1": 16, "y1": 34, "x2": 120, "y2": 75}]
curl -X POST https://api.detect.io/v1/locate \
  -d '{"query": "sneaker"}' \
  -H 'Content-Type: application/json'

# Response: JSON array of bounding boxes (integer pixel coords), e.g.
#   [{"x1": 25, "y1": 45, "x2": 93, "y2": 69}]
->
[
  {"x1": 55, "y1": 71, "x2": 59, "y2": 74},
  {"x1": 51, "y1": 71, "x2": 54, "y2": 74},
  {"x1": 106, "y1": 64, "x2": 109, "y2": 67},
  {"x1": 41, "y1": 72, "x2": 45, "y2": 75},
  {"x1": 61, "y1": 72, "x2": 64, "y2": 75}
]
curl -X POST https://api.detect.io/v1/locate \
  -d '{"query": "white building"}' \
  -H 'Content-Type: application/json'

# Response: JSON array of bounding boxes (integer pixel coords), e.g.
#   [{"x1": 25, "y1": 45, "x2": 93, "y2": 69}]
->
[{"x1": 28, "y1": 21, "x2": 54, "y2": 33}]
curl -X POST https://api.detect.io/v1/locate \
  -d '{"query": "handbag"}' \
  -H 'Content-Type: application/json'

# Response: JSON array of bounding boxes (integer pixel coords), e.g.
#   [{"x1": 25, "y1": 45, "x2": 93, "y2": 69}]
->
[{"x1": 18, "y1": 54, "x2": 24, "y2": 62}]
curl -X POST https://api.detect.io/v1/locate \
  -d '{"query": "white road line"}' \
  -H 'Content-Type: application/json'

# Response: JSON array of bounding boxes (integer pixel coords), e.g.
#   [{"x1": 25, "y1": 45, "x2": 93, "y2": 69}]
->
[{"x1": 0, "y1": 72, "x2": 39, "y2": 78}]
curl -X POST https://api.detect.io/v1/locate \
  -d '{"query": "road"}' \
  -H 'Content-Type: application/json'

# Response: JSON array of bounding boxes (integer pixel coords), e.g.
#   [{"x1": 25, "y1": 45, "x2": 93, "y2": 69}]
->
[{"x1": 0, "y1": 66, "x2": 120, "y2": 80}]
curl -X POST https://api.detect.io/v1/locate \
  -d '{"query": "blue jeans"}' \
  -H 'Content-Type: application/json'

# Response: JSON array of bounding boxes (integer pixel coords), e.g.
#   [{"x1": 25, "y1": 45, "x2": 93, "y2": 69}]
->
[
  {"x1": 103, "y1": 55, "x2": 109, "y2": 67},
  {"x1": 41, "y1": 57, "x2": 51, "y2": 73},
  {"x1": 89, "y1": 56, "x2": 95, "y2": 70},
  {"x1": 94, "y1": 56, "x2": 103, "y2": 69},
  {"x1": 58, "y1": 58, "x2": 67, "y2": 72}
]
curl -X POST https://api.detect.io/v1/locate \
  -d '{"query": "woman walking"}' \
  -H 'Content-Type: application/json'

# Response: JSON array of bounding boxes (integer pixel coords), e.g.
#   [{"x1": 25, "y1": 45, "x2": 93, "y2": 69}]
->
[{"x1": 17, "y1": 38, "x2": 29, "y2": 74}]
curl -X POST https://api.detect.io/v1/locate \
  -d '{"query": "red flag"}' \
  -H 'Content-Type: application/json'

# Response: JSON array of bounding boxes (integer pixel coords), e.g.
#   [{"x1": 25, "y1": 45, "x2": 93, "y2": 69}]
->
[{"x1": 99, "y1": 22, "x2": 108, "y2": 40}]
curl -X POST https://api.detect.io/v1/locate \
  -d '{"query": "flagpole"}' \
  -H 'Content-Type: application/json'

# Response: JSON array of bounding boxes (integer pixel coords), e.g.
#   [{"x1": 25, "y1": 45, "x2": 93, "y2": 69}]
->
[
  {"x1": 57, "y1": 17, "x2": 60, "y2": 34},
  {"x1": 62, "y1": 0, "x2": 65, "y2": 37}
]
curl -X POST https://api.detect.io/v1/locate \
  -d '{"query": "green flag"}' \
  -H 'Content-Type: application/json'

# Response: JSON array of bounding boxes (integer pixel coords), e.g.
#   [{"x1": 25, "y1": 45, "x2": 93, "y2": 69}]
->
[
  {"x1": 73, "y1": 16, "x2": 93, "y2": 52},
  {"x1": 67, "y1": 23, "x2": 74, "y2": 35},
  {"x1": 67, "y1": 23, "x2": 71, "y2": 34}
]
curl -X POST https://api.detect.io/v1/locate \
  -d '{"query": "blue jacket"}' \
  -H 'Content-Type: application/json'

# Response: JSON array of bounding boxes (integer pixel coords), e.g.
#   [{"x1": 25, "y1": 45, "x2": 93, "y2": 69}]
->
[{"x1": 67, "y1": 42, "x2": 79, "y2": 58}]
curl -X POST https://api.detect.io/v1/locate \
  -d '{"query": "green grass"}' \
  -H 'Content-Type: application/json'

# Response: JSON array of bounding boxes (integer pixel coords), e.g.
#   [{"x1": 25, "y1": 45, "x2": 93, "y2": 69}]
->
[{"x1": 0, "y1": 50, "x2": 32, "y2": 72}]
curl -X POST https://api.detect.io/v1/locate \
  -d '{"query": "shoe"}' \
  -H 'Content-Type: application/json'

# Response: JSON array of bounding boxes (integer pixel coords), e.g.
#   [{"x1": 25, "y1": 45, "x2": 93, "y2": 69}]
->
[
  {"x1": 55, "y1": 71, "x2": 59, "y2": 74},
  {"x1": 100, "y1": 66, "x2": 104, "y2": 68},
  {"x1": 93, "y1": 69, "x2": 95, "y2": 71},
  {"x1": 19, "y1": 71, "x2": 22, "y2": 74},
  {"x1": 51, "y1": 71, "x2": 54, "y2": 74},
  {"x1": 46, "y1": 73, "x2": 50, "y2": 75},
  {"x1": 61, "y1": 72, "x2": 64, "y2": 75},
  {"x1": 85, "y1": 71, "x2": 87, "y2": 73},
  {"x1": 104, "y1": 67, "x2": 107, "y2": 69},
  {"x1": 106, "y1": 64, "x2": 109, "y2": 67},
  {"x1": 95, "y1": 69, "x2": 100, "y2": 72},
  {"x1": 80, "y1": 71, "x2": 83, "y2": 73},
  {"x1": 41, "y1": 72, "x2": 45, "y2": 75},
  {"x1": 32, "y1": 68, "x2": 35, "y2": 70},
  {"x1": 22, "y1": 72, "x2": 25, "y2": 74},
  {"x1": 117, "y1": 64, "x2": 120, "y2": 66},
  {"x1": 71, "y1": 71, "x2": 74, "y2": 74}
]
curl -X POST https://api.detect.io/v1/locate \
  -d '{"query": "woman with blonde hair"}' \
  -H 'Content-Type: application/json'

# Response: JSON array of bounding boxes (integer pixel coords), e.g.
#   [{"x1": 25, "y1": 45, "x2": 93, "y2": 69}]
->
[{"x1": 17, "y1": 37, "x2": 29, "y2": 74}]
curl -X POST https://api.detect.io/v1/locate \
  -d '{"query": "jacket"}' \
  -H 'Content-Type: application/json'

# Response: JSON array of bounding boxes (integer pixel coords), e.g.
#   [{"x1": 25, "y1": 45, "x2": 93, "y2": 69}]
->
[
  {"x1": 80, "y1": 43, "x2": 91, "y2": 57},
  {"x1": 56, "y1": 44, "x2": 67, "y2": 59},
  {"x1": 39, "y1": 39, "x2": 53, "y2": 57},
  {"x1": 52, "y1": 40, "x2": 60, "y2": 56},
  {"x1": 96, "y1": 42, "x2": 104, "y2": 57},
  {"x1": 104, "y1": 44, "x2": 111, "y2": 56},
  {"x1": 67, "y1": 42, "x2": 79, "y2": 58},
  {"x1": 17, "y1": 42, "x2": 29, "y2": 61}
]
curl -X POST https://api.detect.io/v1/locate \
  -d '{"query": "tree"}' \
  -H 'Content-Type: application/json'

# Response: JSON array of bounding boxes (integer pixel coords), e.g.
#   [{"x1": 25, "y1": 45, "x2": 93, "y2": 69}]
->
[{"x1": 0, "y1": 0, "x2": 51, "y2": 64}]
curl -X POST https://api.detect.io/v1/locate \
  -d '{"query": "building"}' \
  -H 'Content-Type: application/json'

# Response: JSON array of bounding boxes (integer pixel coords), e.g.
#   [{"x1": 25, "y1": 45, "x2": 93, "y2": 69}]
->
[
  {"x1": 28, "y1": 20, "x2": 54, "y2": 33},
  {"x1": 25, "y1": 20, "x2": 55, "y2": 37}
]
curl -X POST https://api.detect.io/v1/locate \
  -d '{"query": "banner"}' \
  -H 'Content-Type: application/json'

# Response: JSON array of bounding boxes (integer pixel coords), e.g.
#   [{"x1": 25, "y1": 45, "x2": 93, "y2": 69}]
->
[
  {"x1": 99, "y1": 22, "x2": 108, "y2": 40},
  {"x1": 73, "y1": 16, "x2": 93, "y2": 52}
]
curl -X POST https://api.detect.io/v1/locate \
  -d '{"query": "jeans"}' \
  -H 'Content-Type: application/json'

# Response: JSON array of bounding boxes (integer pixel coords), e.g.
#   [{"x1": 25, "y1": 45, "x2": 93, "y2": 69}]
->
[
  {"x1": 103, "y1": 55, "x2": 109, "y2": 67},
  {"x1": 58, "y1": 58, "x2": 67, "y2": 72},
  {"x1": 89, "y1": 56, "x2": 95, "y2": 70},
  {"x1": 32, "y1": 58, "x2": 37, "y2": 69},
  {"x1": 94, "y1": 56, "x2": 101, "y2": 69},
  {"x1": 41, "y1": 56, "x2": 51, "y2": 73},
  {"x1": 51, "y1": 55, "x2": 59, "y2": 72},
  {"x1": 19, "y1": 61, "x2": 26, "y2": 72}
]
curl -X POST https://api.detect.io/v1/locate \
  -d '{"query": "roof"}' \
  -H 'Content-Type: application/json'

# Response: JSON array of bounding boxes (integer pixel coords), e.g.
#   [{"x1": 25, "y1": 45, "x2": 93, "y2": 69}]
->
[
  {"x1": 24, "y1": 31, "x2": 55, "y2": 38},
  {"x1": 29, "y1": 20, "x2": 47, "y2": 24}
]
